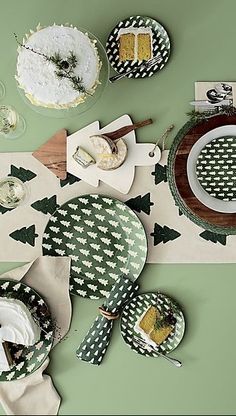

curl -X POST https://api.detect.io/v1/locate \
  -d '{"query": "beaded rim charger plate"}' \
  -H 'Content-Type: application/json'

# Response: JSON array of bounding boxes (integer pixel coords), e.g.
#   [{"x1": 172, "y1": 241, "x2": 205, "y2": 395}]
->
[
  {"x1": 120, "y1": 292, "x2": 185, "y2": 357},
  {"x1": 106, "y1": 15, "x2": 170, "y2": 79},
  {"x1": 42, "y1": 194, "x2": 147, "y2": 299},
  {"x1": 187, "y1": 125, "x2": 236, "y2": 213},
  {"x1": 167, "y1": 114, "x2": 236, "y2": 235},
  {"x1": 0, "y1": 280, "x2": 53, "y2": 381}
]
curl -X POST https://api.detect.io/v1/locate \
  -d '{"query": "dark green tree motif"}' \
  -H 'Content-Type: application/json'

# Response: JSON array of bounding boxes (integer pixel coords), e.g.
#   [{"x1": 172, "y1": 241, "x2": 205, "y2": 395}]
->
[
  {"x1": 178, "y1": 208, "x2": 183, "y2": 216},
  {"x1": 0, "y1": 205, "x2": 11, "y2": 214},
  {"x1": 199, "y1": 230, "x2": 227, "y2": 246},
  {"x1": 150, "y1": 223, "x2": 181, "y2": 246},
  {"x1": 60, "y1": 173, "x2": 80, "y2": 187},
  {"x1": 151, "y1": 163, "x2": 167, "y2": 185},
  {"x1": 9, "y1": 225, "x2": 38, "y2": 247},
  {"x1": 31, "y1": 195, "x2": 59, "y2": 215},
  {"x1": 9, "y1": 165, "x2": 36, "y2": 182},
  {"x1": 126, "y1": 193, "x2": 154, "y2": 215}
]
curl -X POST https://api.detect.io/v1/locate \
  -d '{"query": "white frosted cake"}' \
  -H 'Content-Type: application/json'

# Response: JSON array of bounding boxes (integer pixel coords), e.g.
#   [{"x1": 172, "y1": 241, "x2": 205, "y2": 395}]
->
[
  {"x1": 16, "y1": 24, "x2": 101, "y2": 109},
  {"x1": 0, "y1": 297, "x2": 41, "y2": 371}
]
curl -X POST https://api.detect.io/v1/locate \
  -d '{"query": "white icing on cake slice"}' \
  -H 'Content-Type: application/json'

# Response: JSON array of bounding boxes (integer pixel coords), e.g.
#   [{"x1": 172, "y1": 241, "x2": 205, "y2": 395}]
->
[{"x1": 0, "y1": 297, "x2": 41, "y2": 347}]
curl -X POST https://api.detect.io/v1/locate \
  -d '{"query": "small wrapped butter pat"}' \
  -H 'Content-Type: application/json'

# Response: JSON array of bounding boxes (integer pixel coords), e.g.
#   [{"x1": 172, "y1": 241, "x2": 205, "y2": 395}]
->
[{"x1": 73, "y1": 146, "x2": 95, "y2": 168}]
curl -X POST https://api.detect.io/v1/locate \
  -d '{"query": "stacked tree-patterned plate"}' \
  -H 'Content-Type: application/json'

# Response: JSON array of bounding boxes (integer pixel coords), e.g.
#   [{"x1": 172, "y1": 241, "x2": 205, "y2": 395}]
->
[
  {"x1": 168, "y1": 114, "x2": 236, "y2": 234},
  {"x1": 0, "y1": 280, "x2": 53, "y2": 381}
]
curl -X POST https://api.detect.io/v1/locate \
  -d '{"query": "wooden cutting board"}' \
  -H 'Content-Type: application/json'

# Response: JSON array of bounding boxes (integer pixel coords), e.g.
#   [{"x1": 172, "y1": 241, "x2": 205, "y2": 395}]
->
[
  {"x1": 32, "y1": 129, "x2": 67, "y2": 180},
  {"x1": 173, "y1": 114, "x2": 236, "y2": 229}
]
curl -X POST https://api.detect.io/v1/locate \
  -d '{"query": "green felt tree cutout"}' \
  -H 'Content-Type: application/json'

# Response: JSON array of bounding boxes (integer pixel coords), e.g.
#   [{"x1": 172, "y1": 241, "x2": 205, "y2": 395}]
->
[
  {"x1": 151, "y1": 163, "x2": 167, "y2": 185},
  {"x1": 126, "y1": 193, "x2": 154, "y2": 215},
  {"x1": 150, "y1": 223, "x2": 181, "y2": 246},
  {"x1": 0, "y1": 205, "x2": 11, "y2": 214},
  {"x1": 60, "y1": 173, "x2": 80, "y2": 187},
  {"x1": 9, "y1": 225, "x2": 38, "y2": 247},
  {"x1": 199, "y1": 230, "x2": 227, "y2": 246},
  {"x1": 9, "y1": 165, "x2": 36, "y2": 182},
  {"x1": 31, "y1": 195, "x2": 59, "y2": 215},
  {"x1": 178, "y1": 208, "x2": 183, "y2": 216}
]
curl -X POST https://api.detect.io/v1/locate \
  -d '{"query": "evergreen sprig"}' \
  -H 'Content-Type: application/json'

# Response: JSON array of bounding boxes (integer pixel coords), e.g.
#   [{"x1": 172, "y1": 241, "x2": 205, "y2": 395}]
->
[
  {"x1": 154, "y1": 295, "x2": 180, "y2": 330},
  {"x1": 187, "y1": 105, "x2": 236, "y2": 122},
  {"x1": 14, "y1": 33, "x2": 89, "y2": 95}
]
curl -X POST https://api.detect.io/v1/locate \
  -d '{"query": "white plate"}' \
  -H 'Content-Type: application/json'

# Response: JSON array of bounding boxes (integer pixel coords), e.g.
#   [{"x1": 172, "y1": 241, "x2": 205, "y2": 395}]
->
[{"x1": 187, "y1": 125, "x2": 236, "y2": 213}]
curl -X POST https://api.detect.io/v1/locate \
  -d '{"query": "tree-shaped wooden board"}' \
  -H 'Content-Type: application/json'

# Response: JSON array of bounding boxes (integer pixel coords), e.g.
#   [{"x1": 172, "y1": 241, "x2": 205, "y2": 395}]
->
[{"x1": 67, "y1": 114, "x2": 161, "y2": 194}]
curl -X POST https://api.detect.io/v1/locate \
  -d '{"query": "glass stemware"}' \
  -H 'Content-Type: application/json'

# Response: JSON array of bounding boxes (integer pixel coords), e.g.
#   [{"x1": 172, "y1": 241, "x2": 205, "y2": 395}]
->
[
  {"x1": 0, "y1": 176, "x2": 28, "y2": 209},
  {"x1": 0, "y1": 105, "x2": 26, "y2": 139},
  {"x1": 0, "y1": 81, "x2": 5, "y2": 100}
]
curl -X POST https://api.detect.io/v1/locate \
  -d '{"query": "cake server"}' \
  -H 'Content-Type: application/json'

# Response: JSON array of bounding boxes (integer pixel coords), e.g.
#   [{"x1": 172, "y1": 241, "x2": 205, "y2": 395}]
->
[
  {"x1": 133, "y1": 335, "x2": 182, "y2": 368},
  {"x1": 109, "y1": 54, "x2": 162, "y2": 83}
]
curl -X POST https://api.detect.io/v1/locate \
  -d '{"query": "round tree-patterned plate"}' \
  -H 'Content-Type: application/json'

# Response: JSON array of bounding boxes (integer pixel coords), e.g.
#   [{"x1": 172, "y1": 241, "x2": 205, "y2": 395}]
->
[
  {"x1": 187, "y1": 125, "x2": 236, "y2": 213},
  {"x1": 42, "y1": 195, "x2": 147, "y2": 299},
  {"x1": 121, "y1": 292, "x2": 185, "y2": 357},
  {"x1": 196, "y1": 136, "x2": 236, "y2": 201},
  {"x1": 0, "y1": 280, "x2": 53, "y2": 381},
  {"x1": 106, "y1": 15, "x2": 170, "y2": 79}
]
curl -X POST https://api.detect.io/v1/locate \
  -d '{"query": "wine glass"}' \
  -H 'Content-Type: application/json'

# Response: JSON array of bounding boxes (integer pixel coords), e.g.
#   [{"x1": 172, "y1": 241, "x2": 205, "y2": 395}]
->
[
  {"x1": 0, "y1": 81, "x2": 5, "y2": 100},
  {"x1": 0, "y1": 177, "x2": 28, "y2": 209},
  {"x1": 0, "y1": 105, "x2": 26, "y2": 139}
]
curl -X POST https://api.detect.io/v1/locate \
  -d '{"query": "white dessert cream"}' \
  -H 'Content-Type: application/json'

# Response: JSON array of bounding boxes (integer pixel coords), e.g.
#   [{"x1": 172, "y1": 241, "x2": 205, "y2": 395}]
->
[
  {"x1": 0, "y1": 297, "x2": 41, "y2": 371},
  {"x1": 16, "y1": 24, "x2": 101, "y2": 109}
]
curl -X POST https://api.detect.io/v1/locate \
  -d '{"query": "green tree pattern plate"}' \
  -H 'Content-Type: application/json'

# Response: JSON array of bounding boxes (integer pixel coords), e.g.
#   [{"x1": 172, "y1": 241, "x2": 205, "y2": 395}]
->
[
  {"x1": 0, "y1": 280, "x2": 53, "y2": 381},
  {"x1": 121, "y1": 292, "x2": 185, "y2": 357},
  {"x1": 42, "y1": 195, "x2": 147, "y2": 299},
  {"x1": 196, "y1": 136, "x2": 236, "y2": 201}
]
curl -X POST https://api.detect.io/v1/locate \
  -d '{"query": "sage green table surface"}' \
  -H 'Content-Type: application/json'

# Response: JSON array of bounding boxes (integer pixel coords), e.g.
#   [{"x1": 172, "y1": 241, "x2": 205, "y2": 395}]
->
[{"x1": 0, "y1": 0, "x2": 236, "y2": 414}]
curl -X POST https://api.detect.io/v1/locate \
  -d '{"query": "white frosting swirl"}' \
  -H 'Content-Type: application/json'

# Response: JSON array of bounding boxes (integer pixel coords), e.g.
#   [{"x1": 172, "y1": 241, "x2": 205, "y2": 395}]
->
[
  {"x1": 0, "y1": 297, "x2": 41, "y2": 346},
  {"x1": 16, "y1": 24, "x2": 101, "y2": 108}
]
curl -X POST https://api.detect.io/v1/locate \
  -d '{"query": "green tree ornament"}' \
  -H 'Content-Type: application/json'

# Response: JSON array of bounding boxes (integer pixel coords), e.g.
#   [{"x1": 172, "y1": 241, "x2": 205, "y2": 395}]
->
[
  {"x1": 199, "y1": 230, "x2": 227, "y2": 246},
  {"x1": 151, "y1": 163, "x2": 167, "y2": 185},
  {"x1": 9, "y1": 225, "x2": 38, "y2": 247},
  {"x1": 9, "y1": 165, "x2": 36, "y2": 182},
  {"x1": 151, "y1": 223, "x2": 181, "y2": 246},
  {"x1": 126, "y1": 193, "x2": 154, "y2": 215},
  {"x1": 31, "y1": 195, "x2": 59, "y2": 215},
  {"x1": 60, "y1": 173, "x2": 80, "y2": 187}
]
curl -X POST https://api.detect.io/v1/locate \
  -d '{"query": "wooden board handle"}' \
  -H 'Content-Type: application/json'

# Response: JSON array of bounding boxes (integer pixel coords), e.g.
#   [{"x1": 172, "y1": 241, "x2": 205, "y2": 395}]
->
[{"x1": 105, "y1": 118, "x2": 153, "y2": 140}]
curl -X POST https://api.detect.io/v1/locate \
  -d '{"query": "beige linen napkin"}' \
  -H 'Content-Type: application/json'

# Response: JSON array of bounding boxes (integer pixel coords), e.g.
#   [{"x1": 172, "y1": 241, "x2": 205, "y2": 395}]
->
[{"x1": 0, "y1": 255, "x2": 72, "y2": 415}]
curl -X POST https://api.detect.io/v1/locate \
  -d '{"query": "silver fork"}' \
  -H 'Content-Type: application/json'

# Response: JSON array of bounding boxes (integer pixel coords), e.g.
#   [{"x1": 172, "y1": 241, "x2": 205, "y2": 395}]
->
[
  {"x1": 133, "y1": 335, "x2": 182, "y2": 368},
  {"x1": 109, "y1": 55, "x2": 162, "y2": 83}
]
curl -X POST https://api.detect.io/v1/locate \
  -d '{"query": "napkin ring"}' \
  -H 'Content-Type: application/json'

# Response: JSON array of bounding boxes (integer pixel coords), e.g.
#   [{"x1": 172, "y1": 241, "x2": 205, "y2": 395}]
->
[{"x1": 99, "y1": 306, "x2": 119, "y2": 321}]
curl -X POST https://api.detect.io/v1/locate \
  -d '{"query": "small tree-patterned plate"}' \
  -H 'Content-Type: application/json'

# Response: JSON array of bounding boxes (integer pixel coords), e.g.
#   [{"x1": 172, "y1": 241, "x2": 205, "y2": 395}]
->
[
  {"x1": 0, "y1": 280, "x2": 53, "y2": 381},
  {"x1": 42, "y1": 195, "x2": 147, "y2": 299},
  {"x1": 106, "y1": 15, "x2": 170, "y2": 79},
  {"x1": 120, "y1": 292, "x2": 185, "y2": 357}
]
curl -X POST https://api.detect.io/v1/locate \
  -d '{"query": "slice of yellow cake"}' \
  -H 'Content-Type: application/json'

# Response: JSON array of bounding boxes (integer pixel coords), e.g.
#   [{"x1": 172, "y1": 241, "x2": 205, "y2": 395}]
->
[
  {"x1": 136, "y1": 305, "x2": 175, "y2": 346},
  {"x1": 118, "y1": 27, "x2": 153, "y2": 62},
  {"x1": 150, "y1": 325, "x2": 173, "y2": 345},
  {"x1": 139, "y1": 305, "x2": 160, "y2": 333},
  {"x1": 119, "y1": 33, "x2": 135, "y2": 61},
  {"x1": 137, "y1": 33, "x2": 152, "y2": 61}
]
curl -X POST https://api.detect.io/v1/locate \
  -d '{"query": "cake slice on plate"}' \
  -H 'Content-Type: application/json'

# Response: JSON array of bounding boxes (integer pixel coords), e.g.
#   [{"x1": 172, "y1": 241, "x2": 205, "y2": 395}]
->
[{"x1": 136, "y1": 305, "x2": 176, "y2": 346}]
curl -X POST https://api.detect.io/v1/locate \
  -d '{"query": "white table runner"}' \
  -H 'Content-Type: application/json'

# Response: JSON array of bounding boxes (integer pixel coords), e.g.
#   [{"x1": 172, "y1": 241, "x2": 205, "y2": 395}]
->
[{"x1": 0, "y1": 150, "x2": 235, "y2": 263}]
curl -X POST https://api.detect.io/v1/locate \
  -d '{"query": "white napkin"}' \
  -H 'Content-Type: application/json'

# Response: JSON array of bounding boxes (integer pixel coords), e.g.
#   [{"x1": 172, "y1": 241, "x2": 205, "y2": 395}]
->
[{"x1": 0, "y1": 256, "x2": 72, "y2": 415}]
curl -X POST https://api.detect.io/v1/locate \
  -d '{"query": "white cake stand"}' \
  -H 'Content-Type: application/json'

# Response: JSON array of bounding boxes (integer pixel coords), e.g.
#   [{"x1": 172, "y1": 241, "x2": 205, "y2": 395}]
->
[{"x1": 16, "y1": 30, "x2": 109, "y2": 119}]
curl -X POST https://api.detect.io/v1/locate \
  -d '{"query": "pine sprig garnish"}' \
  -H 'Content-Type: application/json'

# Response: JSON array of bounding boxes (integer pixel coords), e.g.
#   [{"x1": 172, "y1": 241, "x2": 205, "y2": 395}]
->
[
  {"x1": 14, "y1": 34, "x2": 89, "y2": 95},
  {"x1": 187, "y1": 105, "x2": 236, "y2": 122}
]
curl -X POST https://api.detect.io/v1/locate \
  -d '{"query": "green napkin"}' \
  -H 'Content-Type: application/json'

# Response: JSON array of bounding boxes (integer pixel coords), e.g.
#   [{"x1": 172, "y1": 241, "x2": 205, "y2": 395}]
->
[{"x1": 76, "y1": 276, "x2": 139, "y2": 365}]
